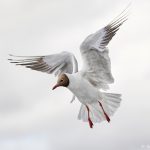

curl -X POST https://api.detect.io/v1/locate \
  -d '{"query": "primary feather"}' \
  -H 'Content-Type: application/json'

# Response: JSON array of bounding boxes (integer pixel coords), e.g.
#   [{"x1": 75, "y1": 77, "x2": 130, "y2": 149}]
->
[
  {"x1": 80, "y1": 10, "x2": 128, "y2": 89},
  {"x1": 9, "y1": 51, "x2": 78, "y2": 76}
]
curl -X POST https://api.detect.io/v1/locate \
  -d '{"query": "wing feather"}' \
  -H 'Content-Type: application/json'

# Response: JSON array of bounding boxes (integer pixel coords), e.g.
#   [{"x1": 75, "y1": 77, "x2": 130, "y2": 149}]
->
[
  {"x1": 80, "y1": 9, "x2": 128, "y2": 89},
  {"x1": 8, "y1": 51, "x2": 78, "y2": 76}
]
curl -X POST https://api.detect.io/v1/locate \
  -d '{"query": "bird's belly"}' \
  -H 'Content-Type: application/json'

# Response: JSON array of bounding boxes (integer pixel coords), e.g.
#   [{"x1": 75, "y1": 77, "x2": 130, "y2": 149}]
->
[
  {"x1": 76, "y1": 89, "x2": 100, "y2": 104},
  {"x1": 68, "y1": 78, "x2": 101, "y2": 104}
]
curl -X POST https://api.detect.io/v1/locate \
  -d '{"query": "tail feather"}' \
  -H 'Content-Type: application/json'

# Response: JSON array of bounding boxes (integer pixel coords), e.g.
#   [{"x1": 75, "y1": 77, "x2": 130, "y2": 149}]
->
[
  {"x1": 103, "y1": 93, "x2": 121, "y2": 116},
  {"x1": 78, "y1": 92, "x2": 122, "y2": 123},
  {"x1": 78, "y1": 105, "x2": 87, "y2": 122}
]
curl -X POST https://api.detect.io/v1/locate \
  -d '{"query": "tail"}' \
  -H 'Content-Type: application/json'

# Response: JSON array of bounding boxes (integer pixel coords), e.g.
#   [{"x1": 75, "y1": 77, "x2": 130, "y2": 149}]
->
[
  {"x1": 102, "y1": 92, "x2": 122, "y2": 116},
  {"x1": 78, "y1": 92, "x2": 122, "y2": 124}
]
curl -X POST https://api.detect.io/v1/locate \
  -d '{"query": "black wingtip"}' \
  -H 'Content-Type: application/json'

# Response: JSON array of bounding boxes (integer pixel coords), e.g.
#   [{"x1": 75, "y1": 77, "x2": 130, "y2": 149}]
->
[{"x1": 109, "y1": 2, "x2": 131, "y2": 27}]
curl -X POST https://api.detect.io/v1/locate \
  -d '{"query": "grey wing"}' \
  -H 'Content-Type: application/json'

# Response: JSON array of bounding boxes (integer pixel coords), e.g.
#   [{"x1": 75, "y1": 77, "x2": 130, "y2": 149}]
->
[
  {"x1": 8, "y1": 51, "x2": 78, "y2": 76},
  {"x1": 80, "y1": 9, "x2": 128, "y2": 51},
  {"x1": 81, "y1": 48, "x2": 114, "y2": 90},
  {"x1": 80, "y1": 10, "x2": 128, "y2": 90}
]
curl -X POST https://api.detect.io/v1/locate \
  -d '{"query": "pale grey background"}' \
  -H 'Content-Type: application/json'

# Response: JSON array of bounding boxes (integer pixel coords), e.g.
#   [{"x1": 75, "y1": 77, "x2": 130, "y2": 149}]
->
[{"x1": 0, "y1": 0, "x2": 150, "y2": 150}]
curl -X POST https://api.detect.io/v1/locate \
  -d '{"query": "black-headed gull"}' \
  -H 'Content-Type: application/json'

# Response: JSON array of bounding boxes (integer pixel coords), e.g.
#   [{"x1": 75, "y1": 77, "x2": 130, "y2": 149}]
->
[{"x1": 9, "y1": 9, "x2": 128, "y2": 128}]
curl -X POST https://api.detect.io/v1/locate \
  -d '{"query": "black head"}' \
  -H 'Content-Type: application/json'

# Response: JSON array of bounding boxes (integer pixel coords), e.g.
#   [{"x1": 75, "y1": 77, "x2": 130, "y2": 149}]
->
[{"x1": 52, "y1": 74, "x2": 69, "y2": 90}]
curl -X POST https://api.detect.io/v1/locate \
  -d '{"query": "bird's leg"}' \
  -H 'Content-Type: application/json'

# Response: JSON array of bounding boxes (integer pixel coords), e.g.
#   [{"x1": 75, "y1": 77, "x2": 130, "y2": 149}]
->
[
  {"x1": 98, "y1": 101, "x2": 110, "y2": 122},
  {"x1": 86, "y1": 105, "x2": 94, "y2": 128}
]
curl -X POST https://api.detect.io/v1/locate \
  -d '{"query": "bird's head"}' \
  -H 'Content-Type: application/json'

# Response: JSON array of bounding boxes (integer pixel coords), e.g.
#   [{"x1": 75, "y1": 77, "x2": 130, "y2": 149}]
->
[{"x1": 52, "y1": 74, "x2": 69, "y2": 90}]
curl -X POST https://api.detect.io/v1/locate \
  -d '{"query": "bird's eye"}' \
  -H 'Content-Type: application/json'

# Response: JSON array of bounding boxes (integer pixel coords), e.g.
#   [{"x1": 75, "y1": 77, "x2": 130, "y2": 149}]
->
[{"x1": 60, "y1": 79, "x2": 63, "y2": 82}]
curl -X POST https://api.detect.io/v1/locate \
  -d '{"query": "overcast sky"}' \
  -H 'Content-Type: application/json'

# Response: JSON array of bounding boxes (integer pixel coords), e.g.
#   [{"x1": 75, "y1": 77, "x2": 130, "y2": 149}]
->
[{"x1": 0, "y1": 0, "x2": 150, "y2": 150}]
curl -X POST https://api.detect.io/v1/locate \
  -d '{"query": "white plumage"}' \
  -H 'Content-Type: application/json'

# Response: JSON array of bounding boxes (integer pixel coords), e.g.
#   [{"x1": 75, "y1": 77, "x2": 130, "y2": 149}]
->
[{"x1": 9, "y1": 8, "x2": 128, "y2": 128}]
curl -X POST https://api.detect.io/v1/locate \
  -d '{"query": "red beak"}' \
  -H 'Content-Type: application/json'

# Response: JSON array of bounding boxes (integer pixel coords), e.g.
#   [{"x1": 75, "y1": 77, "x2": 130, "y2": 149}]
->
[{"x1": 52, "y1": 84, "x2": 60, "y2": 90}]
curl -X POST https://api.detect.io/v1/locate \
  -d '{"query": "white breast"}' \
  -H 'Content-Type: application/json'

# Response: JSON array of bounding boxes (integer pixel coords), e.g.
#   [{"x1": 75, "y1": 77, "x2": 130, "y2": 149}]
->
[{"x1": 66, "y1": 73, "x2": 102, "y2": 104}]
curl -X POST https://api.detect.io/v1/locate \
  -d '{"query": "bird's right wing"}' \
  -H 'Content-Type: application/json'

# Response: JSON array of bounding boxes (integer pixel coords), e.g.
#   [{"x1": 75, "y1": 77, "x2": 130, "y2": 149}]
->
[
  {"x1": 9, "y1": 51, "x2": 78, "y2": 103},
  {"x1": 9, "y1": 51, "x2": 78, "y2": 76}
]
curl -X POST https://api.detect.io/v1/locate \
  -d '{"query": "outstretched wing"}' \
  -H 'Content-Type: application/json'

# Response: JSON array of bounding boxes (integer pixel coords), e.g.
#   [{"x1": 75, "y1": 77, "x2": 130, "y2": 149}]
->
[
  {"x1": 80, "y1": 10, "x2": 128, "y2": 90},
  {"x1": 8, "y1": 51, "x2": 78, "y2": 76},
  {"x1": 9, "y1": 51, "x2": 78, "y2": 102}
]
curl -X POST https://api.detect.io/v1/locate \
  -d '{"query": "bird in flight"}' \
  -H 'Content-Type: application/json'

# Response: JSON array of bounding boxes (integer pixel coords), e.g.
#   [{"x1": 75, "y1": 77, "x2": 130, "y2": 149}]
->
[{"x1": 9, "y1": 8, "x2": 128, "y2": 128}]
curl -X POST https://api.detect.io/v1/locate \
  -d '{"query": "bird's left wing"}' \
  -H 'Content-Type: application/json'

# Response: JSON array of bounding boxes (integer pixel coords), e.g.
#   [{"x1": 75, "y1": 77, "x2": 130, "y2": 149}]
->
[
  {"x1": 80, "y1": 9, "x2": 128, "y2": 51},
  {"x1": 80, "y1": 9, "x2": 128, "y2": 90}
]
